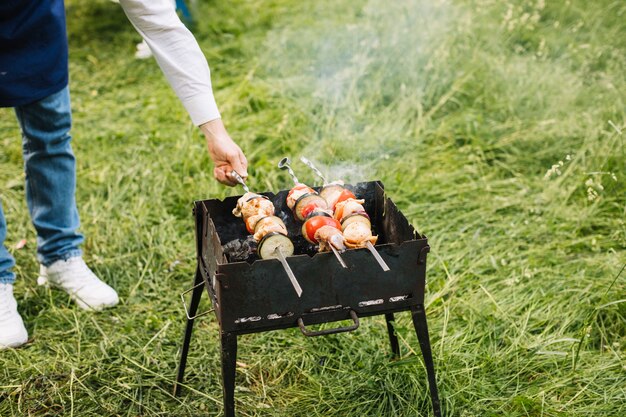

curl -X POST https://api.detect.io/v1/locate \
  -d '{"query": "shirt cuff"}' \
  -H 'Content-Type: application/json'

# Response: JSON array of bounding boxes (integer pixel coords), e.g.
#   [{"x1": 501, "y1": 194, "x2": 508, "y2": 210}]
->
[{"x1": 182, "y1": 92, "x2": 221, "y2": 126}]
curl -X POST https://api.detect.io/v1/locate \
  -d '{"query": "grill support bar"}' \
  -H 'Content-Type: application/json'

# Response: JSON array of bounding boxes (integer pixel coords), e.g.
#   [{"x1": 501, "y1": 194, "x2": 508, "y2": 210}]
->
[
  {"x1": 412, "y1": 304, "x2": 442, "y2": 417},
  {"x1": 174, "y1": 293, "x2": 442, "y2": 417},
  {"x1": 173, "y1": 268, "x2": 205, "y2": 397},
  {"x1": 385, "y1": 313, "x2": 401, "y2": 357},
  {"x1": 221, "y1": 332, "x2": 238, "y2": 417}
]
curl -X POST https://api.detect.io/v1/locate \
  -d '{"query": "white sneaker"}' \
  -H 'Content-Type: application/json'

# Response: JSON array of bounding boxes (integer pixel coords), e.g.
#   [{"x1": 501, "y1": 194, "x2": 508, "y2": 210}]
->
[
  {"x1": 0, "y1": 283, "x2": 29, "y2": 349},
  {"x1": 38, "y1": 257, "x2": 119, "y2": 311},
  {"x1": 135, "y1": 40, "x2": 153, "y2": 59}
]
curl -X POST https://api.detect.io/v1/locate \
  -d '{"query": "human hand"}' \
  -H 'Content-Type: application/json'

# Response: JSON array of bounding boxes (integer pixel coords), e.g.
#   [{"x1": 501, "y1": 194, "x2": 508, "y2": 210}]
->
[{"x1": 200, "y1": 119, "x2": 248, "y2": 186}]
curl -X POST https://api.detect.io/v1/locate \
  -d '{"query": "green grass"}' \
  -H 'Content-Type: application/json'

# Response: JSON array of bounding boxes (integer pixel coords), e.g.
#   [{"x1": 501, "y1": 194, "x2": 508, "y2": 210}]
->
[{"x1": 1, "y1": 0, "x2": 624, "y2": 415}]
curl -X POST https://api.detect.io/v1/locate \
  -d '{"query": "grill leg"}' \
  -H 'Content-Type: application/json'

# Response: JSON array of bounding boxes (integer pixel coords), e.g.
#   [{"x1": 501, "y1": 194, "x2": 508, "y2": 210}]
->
[
  {"x1": 411, "y1": 304, "x2": 441, "y2": 417},
  {"x1": 385, "y1": 313, "x2": 400, "y2": 357},
  {"x1": 173, "y1": 269, "x2": 204, "y2": 396},
  {"x1": 221, "y1": 331, "x2": 238, "y2": 417}
]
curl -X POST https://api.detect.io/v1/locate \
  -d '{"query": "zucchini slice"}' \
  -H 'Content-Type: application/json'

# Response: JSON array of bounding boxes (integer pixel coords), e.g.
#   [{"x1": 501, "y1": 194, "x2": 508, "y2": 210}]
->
[
  {"x1": 257, "y1": 232, "x2": 294, "y2": 259},
  {"x1": 293, "y1": 193, "x2": 328, "y2": 221}
]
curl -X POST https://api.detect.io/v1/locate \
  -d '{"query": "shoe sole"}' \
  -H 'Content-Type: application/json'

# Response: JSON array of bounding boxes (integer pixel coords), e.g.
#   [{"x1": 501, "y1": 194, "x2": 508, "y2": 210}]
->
[{"x1": 0, "y1": 332, "x2": 28, "y2": 350}]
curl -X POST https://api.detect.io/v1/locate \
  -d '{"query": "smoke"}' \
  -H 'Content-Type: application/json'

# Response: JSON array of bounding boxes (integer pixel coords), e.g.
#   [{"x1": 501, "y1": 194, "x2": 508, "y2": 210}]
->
[{"x1": 261, "y1": 0, "x2": 460, "y2": 184}]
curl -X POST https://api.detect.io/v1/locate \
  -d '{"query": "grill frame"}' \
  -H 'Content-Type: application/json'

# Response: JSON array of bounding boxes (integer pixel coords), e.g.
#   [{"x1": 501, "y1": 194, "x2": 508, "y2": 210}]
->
[{"x1": 174, "y1": 181, "x2": 441, "y2": 416}]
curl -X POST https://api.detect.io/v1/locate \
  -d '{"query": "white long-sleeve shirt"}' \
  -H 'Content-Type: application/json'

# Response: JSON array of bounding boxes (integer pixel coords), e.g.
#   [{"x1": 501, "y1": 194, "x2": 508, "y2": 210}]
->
[{"x1": 118, "y1": 0, "x2": 220, "y2": 126}]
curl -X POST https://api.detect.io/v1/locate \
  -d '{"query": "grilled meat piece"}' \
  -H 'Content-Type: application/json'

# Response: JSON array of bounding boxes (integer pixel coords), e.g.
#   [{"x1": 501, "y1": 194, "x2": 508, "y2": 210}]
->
[
  {"x1": 286, "y1": 184, "x2": 316, "y2": 210},
  {"x1": 233, "y1": 192, "x2": 262, "y2": 217},
  {"x1": 232, "y1": 192, "x2": 274, "y2": 219},
  {"x1": 343, "y1": 219, "x2": 377, "y2": 249},
  {"x1": 315, "y1": 225, "x2": 347, "y2": 252},
  {"x1": 320, "y1": 183, "x2": 356, "y2": 210},
  {"x1": 253, "y1": 216, "x2": 288, "y2": 242},
  {"x1": 334, "y1": 198, "x2": 366, "y2": 221},
  {"x1": 242, "y1": 197, "x2": 274, "y2": 220}
]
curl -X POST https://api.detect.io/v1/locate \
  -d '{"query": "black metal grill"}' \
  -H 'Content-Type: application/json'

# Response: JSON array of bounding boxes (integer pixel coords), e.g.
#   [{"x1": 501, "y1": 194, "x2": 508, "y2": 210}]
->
[{"x1": 174, "y1": 181, "x2": 441, "y2": 416}]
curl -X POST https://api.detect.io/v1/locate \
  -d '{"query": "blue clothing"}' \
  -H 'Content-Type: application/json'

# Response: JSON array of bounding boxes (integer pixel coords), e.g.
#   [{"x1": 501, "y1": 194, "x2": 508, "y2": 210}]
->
[
  {"x1": 0, "y1": 0, "x2": 69, "y2": 107},
  {"x1": 0, "y1": 201, "x2": 14, "y2": 284},
  {"x1": 0, "y1": 86, "x2": 83, "y2": 284}
]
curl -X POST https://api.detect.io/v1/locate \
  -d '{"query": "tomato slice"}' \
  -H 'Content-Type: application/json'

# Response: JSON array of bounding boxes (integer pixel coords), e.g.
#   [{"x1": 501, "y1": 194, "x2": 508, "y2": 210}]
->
[
  {"x1": 302, "y1": 216, "x2": 341, "y2": 243},
  {"x1": 294, "y1": 194, "x2": 327, "y2": 221},
  {"x1": 300, "y1": 202, "x2": 320, "y2": 219},
  {"x1": 333, "y1": 189, "x2": 356, "y2": 209}
]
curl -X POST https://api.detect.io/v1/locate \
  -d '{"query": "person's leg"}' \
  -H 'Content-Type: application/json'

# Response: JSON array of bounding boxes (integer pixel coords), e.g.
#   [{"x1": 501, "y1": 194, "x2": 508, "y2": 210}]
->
[
  {"x1": 14, "y1": 86, "x2": 117, "y2": 311},
  {"x1": 0, "y1": 200, "x2": 16, "y2": 285},
  {"x1": 0, "y1": 195, "x2": 28, "y2": 349},
  {"x1": 14, "y1": 86, "x2": 83, "y2": 266}
]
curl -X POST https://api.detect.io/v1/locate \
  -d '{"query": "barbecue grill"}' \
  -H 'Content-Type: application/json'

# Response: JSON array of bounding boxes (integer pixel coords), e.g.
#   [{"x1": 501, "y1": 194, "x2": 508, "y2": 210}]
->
[{"x1": 173, "y1": 180, "x2": 441, "y2": 416}]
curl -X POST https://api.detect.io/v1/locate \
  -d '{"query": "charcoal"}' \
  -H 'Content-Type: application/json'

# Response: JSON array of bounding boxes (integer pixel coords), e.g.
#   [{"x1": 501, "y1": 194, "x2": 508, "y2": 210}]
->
[{"x1": 222, "y1": 235, "x2": 258, "y2": 262}]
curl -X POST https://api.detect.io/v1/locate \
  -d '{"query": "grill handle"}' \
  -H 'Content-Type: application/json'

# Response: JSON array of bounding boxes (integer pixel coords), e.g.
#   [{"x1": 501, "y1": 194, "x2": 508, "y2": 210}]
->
[
  {"x1": 297, "y1": 310, "x2": 359, "y2": 337},
  {"x1": 180, "y1": 282, "x2": 214, "y2": 320}
]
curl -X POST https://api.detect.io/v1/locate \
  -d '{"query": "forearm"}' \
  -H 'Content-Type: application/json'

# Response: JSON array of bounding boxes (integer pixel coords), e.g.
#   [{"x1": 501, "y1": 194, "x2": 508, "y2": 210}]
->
[{"x1": 118, "y1": 0, "x2": 220, "y2": 125}]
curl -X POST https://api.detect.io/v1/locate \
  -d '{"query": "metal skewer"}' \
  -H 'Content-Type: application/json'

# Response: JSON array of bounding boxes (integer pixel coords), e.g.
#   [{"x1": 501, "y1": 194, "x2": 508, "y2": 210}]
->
[
  {"x1": 277, "y1": 157, "x2": 300, "y2": 185},
  {"x1": 279, "y1": 157, "x2": 348, "y2": 268},
  {"x1": 274, "y1": 247, "x2": 303, "y2": 297},
  {"x1": 230, "y1": 170, "x2": 250, "y2": 193},
  {"x1": 299, "y1": 156, "x2": 327, "y2": 184},
  {"x1": 231, "y1": 169, "x2": 303, "y2": 296},
  {"x1": 330, "y1": 245, "x2": 348, "y2": 269},
  {"x1": 366, "y1": 241, "x2": 390, "y2": 271},
  {"x1": 296, "y1": 162, "x2": 391, "y2": 272}
]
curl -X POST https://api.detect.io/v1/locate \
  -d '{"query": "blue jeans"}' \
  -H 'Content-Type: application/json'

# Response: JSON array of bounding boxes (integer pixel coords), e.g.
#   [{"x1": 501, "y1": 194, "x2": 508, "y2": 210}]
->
[{"x1": 0, "y1": 86, "x2": 83, "y2": 285}]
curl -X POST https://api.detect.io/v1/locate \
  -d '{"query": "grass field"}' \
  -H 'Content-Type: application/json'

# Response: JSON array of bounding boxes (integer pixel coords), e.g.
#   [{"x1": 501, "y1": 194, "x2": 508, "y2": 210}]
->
[{"x1": 1, "y1": 0, "x2": 624, "y2": 415}]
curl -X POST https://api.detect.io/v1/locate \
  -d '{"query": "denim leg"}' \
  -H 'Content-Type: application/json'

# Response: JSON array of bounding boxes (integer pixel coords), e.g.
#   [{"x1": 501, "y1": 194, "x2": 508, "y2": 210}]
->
[
  {"x1": 0, "y1": 199, "x2": 16, "y2": 284},
  {"x1": 14, "y1": 86, "x2": 83, "y2": 266}
]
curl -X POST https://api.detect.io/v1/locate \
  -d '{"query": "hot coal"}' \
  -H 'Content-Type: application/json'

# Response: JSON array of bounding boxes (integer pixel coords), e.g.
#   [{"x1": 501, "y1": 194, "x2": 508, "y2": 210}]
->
[{"x1": 222, "y1": 236, "x2": 258, "y2": 262}]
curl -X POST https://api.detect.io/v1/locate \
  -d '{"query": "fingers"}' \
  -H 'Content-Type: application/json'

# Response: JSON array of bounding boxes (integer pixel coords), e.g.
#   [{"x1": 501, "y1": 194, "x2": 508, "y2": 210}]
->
[
  {"x1": 214, "y1": 166, "x2": 237, "y2": 187},
  {"x1": 206, "y1": 135, "x2": 249, "y2": 187},
  {"x1": 229, "y1": 149, "x2": 248, "y2": 180},
  {"x1": 239, "y1": 150, "x2": 248, "y2": 176}
]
